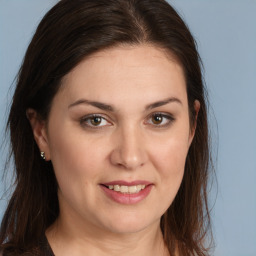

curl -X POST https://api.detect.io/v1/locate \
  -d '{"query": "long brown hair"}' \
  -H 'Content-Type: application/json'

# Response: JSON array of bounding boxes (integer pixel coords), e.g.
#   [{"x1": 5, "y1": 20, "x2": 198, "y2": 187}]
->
[{"x1": 0, "y1": 0, "x2": 213, "y2": 255}]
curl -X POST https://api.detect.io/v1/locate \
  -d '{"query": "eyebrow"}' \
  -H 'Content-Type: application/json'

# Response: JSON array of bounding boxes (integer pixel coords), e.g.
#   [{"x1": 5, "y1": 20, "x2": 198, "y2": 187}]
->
[
  {"x1": 68, "y1": 97, "x2": 182, "y2": 111},
  {"x1": 145, "y1": 97, "x2": 182, "y2": 110},
  {"x1": 68, "y1": 99, "x2": 114, "y2": 111}
]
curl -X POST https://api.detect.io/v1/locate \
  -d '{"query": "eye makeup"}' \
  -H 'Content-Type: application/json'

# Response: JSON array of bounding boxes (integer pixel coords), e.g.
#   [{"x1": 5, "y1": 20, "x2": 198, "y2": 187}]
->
[
  {"x1": 79, "y1": 111, "x2": 176, "y2": 131},
  {"x1": 145, "y1": 112, "x2": 175, "y2": 129}
]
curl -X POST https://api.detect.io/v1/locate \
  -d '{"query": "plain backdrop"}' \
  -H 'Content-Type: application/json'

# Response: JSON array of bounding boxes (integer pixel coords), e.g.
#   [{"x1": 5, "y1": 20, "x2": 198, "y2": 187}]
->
[{"x1": 0, "y1": 1, "x2": 255, "y2": 256}]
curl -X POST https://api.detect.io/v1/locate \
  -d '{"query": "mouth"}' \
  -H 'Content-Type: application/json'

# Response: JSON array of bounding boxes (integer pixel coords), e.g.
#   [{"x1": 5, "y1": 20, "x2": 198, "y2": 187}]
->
[
  {"x1": 101, "y1": 184, "x2": 147, "y2": 194},
  {"x1": 100, "y1": 180, "x2": 153, "y2": 204}
]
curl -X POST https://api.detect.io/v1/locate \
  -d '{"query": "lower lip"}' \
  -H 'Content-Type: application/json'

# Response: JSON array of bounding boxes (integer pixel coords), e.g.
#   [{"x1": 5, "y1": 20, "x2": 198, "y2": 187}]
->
[{"x1": 100, "y1": 185, "x2": 153, "y2": 205}]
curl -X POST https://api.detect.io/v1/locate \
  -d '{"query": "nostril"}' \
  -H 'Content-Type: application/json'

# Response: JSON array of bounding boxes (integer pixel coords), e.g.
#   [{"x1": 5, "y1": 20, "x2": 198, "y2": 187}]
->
[{"x1": 109, "y1": 145, "x2": 147, "y2": 170}]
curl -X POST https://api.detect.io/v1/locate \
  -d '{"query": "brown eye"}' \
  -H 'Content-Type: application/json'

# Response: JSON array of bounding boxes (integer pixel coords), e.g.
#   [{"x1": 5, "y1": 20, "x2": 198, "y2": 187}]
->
[
  {"x1": 146, "y1": 112, "x2": 175, "y2": 128},
  {"x1": 90, "y1": 116, "x2": 102, "y2": 126},
  {"x1": 80, "y1": 114, "x2": 111, "y2": 128},
  {"x1": 151, "y1": 114, "x2": 163, "y2": 124}
]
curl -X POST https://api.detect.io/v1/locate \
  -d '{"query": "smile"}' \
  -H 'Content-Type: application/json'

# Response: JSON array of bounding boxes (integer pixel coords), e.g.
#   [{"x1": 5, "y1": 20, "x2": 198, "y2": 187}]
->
[
  {"x1": 100, "y1": 181, "x2": 153, "y2": 204},
  {"x1": 107, "y1": 184, "x2": 146, "y2": 194}
]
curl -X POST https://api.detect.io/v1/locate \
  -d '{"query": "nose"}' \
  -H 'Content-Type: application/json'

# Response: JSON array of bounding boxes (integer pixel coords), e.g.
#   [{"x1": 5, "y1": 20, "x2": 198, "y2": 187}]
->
[{"x1": 110, "y1": 125, "x2": 148, "y2": 170}]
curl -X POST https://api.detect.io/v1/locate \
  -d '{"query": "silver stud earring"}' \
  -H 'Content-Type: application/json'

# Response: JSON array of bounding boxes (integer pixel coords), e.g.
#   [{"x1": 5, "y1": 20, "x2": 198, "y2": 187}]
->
[{"x1": 40, "y1": 151, "x2": 46, "y2": 160}]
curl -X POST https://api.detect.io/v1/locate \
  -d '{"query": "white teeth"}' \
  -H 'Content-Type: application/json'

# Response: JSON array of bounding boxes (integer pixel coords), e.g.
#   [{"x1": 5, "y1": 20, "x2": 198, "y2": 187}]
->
[
  {"x1": 120, "y1": 186, "x2": 128, "y2": 193},
  {"x1": 113, "y1": 185, "x2": 120, "y2": 191},
  {"x1": 137, "y1": 185, "x2": 142, "y2": 191},
  {"x1": 128, "y1": 186, "x2": 137, "y2": 193},
  {"x1": 107, "y1": 184, "x2": 147, "y2": 194}
]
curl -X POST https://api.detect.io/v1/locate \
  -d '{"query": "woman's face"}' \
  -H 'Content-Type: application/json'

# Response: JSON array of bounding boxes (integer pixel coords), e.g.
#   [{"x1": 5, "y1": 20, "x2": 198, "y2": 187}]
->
[{"x1": 40, "y1": 45, "x2": 197, "y2": 234}]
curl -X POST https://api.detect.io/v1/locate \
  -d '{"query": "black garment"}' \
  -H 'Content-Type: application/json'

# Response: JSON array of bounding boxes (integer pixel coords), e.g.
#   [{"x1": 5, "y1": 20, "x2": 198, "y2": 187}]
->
[{"x1": 2, "y1": 235, "x2": 54, "y2": 256}]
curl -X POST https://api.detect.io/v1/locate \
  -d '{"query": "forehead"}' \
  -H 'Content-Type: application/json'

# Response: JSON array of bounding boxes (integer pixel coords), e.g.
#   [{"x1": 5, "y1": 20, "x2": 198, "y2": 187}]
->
[{"x1": 58, "y1": 44, "x2": 187, "y2": 107}]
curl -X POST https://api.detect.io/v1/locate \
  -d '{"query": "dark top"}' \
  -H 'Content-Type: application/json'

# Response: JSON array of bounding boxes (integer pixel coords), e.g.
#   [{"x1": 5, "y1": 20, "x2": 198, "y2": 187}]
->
[{"x1": 2, "y1": 235, "x2": 54, "y2": 256}]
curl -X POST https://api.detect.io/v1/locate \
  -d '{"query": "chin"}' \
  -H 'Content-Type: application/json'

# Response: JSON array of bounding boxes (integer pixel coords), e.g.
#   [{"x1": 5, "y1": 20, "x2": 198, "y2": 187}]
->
[{"x1": 100, "y1": 211, "x2": 160, "y2": 235}]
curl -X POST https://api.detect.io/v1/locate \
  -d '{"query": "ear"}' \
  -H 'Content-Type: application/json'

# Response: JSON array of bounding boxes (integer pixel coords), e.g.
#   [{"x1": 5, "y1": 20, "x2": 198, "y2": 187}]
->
[
  {"x1": 188, "y1": 100, "x2": 200, "y2": 146},
  {"x1": 26, "y1": 108, "x2": 51, "y2": 161}
]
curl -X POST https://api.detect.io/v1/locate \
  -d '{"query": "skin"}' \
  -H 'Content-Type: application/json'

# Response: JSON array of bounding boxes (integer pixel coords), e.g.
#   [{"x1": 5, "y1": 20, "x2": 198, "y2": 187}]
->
[{"x1": 28, "y1": 44, "x2": 199, "y2": 256}]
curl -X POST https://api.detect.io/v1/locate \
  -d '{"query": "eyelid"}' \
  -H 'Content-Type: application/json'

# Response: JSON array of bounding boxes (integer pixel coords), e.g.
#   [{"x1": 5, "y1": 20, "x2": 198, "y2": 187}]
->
[
  {"x1": 144, "y1": 112, "x2": 175, "y2": 128},
  {"x1": 80, "y1": 114, "x2": 113, "y2": 129},
  {"x1": 79, "y1": 112, "x2": 175, "y2": 130}
]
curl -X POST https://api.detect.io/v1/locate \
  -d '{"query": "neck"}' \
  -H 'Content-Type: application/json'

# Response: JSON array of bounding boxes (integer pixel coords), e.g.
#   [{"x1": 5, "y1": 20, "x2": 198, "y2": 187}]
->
[{"x1": 46, "y1": 215, "x2": 169, "y2": 256}]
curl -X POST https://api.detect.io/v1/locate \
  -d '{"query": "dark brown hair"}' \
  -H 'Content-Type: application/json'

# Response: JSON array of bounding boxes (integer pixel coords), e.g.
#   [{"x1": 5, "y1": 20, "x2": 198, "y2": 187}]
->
[{"x1": 0, "y1": 0, "x2": 213, "y2": 255}]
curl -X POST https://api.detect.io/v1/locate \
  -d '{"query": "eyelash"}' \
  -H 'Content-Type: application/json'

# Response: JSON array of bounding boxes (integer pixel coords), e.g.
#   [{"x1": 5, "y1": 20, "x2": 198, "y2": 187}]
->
[
  {"x1": 80, "y1": 114, "x2": 111, "y2": 129},
  {"x1": 145, "y1": 112, "x2": 175, "y2": 128},
  {"x1": 80, "y1": 112, "x2": 175, "y2": 129}
]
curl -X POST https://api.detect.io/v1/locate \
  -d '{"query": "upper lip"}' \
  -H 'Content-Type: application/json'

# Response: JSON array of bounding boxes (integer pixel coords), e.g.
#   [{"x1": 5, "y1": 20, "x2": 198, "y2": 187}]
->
[{"x1": 101, "y1": 180, "x2": 152, "y2": 186}]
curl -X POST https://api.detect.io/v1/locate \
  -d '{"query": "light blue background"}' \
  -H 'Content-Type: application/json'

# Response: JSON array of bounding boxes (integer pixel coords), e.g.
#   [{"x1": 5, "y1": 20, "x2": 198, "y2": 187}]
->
[{"x1": 0, "y1": 1, "x2": 255, "y2": 256}]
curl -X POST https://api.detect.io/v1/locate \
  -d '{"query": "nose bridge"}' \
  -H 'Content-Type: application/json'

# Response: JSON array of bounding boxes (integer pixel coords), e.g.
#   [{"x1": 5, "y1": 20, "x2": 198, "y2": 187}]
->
[{"x1": 110, "y1": 122, "x2": 147, "y2": 170}]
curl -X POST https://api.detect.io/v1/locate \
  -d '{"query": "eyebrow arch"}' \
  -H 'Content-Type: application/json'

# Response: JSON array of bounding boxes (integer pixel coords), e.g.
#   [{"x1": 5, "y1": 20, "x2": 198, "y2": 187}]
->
[
  {"x1": 68, "y1": 99, "x2": 114, "y2": 111},
  {"x1": 145, "y1": 97, "x2": 182, "y2": 110},
  {"x1": 68, "y1": 97, "x2": 182, "y2": 112}
]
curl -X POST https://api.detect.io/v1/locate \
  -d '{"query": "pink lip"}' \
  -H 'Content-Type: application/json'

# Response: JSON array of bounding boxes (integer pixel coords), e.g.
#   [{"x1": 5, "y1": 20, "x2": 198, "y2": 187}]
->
[
  {"x1": 102, "y1": 180, "x2": 152, "y2": 186},
  {"x1": 100, "y1": 181, "x2": 153, "y2": 205}
]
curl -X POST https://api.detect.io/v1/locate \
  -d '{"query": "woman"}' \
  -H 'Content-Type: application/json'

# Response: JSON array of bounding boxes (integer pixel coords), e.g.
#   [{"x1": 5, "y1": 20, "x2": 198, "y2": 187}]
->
[{"x1": 0, "y1": 0, "x2": 213, "y2": 255}]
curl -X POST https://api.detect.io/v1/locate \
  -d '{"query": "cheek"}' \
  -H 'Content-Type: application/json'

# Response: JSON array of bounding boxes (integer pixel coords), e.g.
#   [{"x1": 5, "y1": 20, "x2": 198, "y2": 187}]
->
[
  {"x1": 150, "y1": 135, "x2": 189, "y2": 206},
  {"x1": 152, "y1": 136, "x2": 189, "y2": 177},
  {"x1": 47, "y1": 125, "x2": 107, "y2": 185},
  {"x1": 149, "y1": 113, "x2": 191, "y2": 179},
  {"x1": 47, "y1": 127, "x2": 109, "y2": 214}
]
